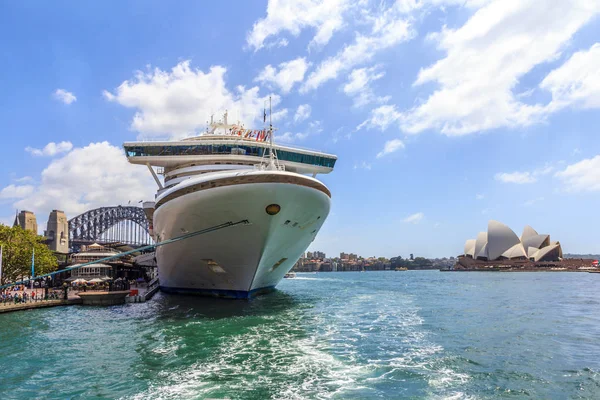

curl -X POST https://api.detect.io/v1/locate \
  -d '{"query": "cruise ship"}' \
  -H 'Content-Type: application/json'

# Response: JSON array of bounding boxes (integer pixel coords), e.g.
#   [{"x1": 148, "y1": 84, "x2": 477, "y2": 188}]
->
[{"x1": 124, "y1": 111, "x2": 336, "y2": 298}]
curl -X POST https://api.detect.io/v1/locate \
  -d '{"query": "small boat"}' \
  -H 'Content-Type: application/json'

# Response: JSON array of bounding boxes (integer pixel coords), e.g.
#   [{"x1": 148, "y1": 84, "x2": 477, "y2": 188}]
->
[
  {"x1": 395, "y1": 267, "x2": 408, "y2": 271},
  {"x1": 284, "y1": 272, "x2": 296, "y2": 279}
]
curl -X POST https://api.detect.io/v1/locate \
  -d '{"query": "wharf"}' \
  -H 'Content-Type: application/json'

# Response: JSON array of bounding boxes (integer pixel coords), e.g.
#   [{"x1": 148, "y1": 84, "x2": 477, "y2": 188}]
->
[{"x1": 0, "y1": 279, "x2": 159, "y2": 314}]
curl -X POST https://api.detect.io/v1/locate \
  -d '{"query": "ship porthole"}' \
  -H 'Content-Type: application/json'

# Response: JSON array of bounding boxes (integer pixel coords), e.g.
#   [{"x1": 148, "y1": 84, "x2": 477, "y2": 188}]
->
[{"x1": 266, "y1": 204, "x2": 281, "y2": 215}]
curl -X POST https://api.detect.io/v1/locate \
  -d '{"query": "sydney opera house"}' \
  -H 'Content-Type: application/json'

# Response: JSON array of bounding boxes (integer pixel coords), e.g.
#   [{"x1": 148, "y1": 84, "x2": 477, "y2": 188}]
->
[{"x1": 463, "y1": 220, "x2": 563, "y2": 262}]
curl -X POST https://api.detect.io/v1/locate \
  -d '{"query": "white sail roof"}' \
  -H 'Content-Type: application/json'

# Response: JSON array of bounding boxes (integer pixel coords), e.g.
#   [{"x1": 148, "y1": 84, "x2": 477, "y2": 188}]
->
[
  {"x1": 520, "y1": 225, "x2": 539, "y2": 241},
  {"x1": 464, "y1": 239, "x2": 476, "y2": 257},
  {"x1": 534, "y1": 243, "x2": 562, "y2": 262},
  {"x1": 487, "y1": 220, "x2": 521, "y2": 261},
  {"x1": 527, "y1": 247, "x2": 539, "y2": 259},
  {"x1": 463, "y1": 221, "x2": 563, "y2": 262},
  {"x1": 474, "y1": 232, "x2": 487, "y2": 260},
  {"x1": 522, "y1": 234, "x2": 550, "y2": 251},
  {"x1": 501, "y1": 243, "x2": 527, "y2": 259},
  {"x1": 476, "y1": 242, "x2": 488, "y2": 259}
]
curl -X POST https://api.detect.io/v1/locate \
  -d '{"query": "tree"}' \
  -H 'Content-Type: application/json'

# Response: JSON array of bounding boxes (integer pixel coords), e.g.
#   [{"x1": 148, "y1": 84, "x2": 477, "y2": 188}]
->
[{"x1": 0, "y1": 224, "x2": 58, "y2": 285}]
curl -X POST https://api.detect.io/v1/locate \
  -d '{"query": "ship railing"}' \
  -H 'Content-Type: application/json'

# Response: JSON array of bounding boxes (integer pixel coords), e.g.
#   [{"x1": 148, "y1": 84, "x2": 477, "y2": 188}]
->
[{"x1": 126, "y1": 135, "x2": 335, "y2": 156}]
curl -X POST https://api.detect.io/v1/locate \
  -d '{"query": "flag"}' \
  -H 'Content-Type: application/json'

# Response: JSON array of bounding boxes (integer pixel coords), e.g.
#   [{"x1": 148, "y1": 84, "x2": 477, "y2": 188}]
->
[{"x1": 263, "y1": 108, "x2": 266, "y2": 123}]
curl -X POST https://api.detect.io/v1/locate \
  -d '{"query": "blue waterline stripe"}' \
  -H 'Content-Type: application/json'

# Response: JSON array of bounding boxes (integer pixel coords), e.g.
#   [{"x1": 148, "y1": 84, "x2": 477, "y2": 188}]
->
[{"x1": 159, "y1": 285, "x2": 276, "y2": 299}]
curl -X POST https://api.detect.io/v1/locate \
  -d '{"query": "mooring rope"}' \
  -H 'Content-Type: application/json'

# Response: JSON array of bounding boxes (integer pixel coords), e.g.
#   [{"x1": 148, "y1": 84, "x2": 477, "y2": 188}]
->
[{"x1": 0, "y1": 219, "x2": 250, "y2": 290}]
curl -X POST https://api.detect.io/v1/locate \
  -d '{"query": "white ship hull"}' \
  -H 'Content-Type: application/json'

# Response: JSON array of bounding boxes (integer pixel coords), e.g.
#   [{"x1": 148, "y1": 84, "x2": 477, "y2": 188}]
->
[{"x1": 153, "y1": 171, "x2": 330, "y2": 298}]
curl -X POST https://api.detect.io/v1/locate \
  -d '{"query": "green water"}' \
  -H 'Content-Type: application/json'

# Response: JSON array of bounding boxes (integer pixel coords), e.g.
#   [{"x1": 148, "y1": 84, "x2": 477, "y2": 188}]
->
[{"x1": 1, "y1": 271, "x2": 600, "y2": 399}]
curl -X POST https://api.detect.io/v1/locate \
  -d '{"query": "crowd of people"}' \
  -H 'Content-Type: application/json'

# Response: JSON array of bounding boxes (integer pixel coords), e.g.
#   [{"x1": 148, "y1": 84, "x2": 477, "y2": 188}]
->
[
  {"x1": 0, "y1": 276, "x2": 150, "y2": 308},
  {"x1": 1, "y1": 288, "x2": 62, "y2": 305}
]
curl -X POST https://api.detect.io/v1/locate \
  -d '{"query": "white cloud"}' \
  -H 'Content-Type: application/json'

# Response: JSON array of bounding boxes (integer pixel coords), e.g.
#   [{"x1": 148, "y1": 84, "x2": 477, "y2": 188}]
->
[
  {"x1": 294, "y1": 104, "x2": 312, "y2": 123},
  {"x1": 53, "y1": 89, "x2": 77, "y2": 104},
  {"x1": 495, "y1": 163, "x2": 554, "y2": 184},
  {"x1": 523, "y1": 197, "x2": 544, "y2": 206},
  {"x1": 475, "y1": 193, "x2": 484, "y2": 200},
  {"x1": 308, "y1": 120, "x2": 323, "y2": 134},
  {"x1": 8, "y1": 142, "x2": 156, "y2": 220},
  {"x1": 401, "y1": 0, "x2": 600, "y2": 136},
  {"x1": 104, "y1": 61, "x2": 277, "y2": 139},
  {"x1": 403, "y1": 212, "x2": 424, "y2": 224},
  {"x1": 14, "y1": 176, "x2": 33, "y2": 183},
  {"x1": 277, "y1": 120, "x2": 322, "y2": 143},
  {"x1": 277, "y1": 132, "x2": 304, "y2": 143},
  {"x1": 25, "y1": 141, "x2": 73, "y2": 157},
  {"x1": 555, "y1": 155, "x2": 600, "y2": 192},
  {"x1": 271, "y1": 108, "x2": 289, "y2": 123},
  {"x1": 533, "y1": 165, "x2": 554, "y2": 176},
  {"x1": 255, "y1": 57, "x2": 310, "y2": 93},
  {"x1": 376, "y1": 139, "x2": 405, "y2": 158},
  {"x1": 0, "y1": 185, "x2": 35, "y2": 200},
  {"x1": 357, "y1": 105, "x2": 402, "y2": 131},
  {"x1": 494, "y1": 171, "x2": 536, "y2": 184},
  {"x1": 265, "y1": 38, "x2": 289, "y2": 49},
  {"x1": 541, "y1": 42, "x2": 600, "y2": 111},
  {"x1": 353, "y1": 161, "x2": 372, "y2": 170},
  {"x1": 246, "y1": 0, "x2": 349, "y2": 51},
  {"x1": 301, "y1": 3, "x2": 413, "y2": 92},
  {"x1": 343, "y1": 66, "x2": 388, "y2": 107}
]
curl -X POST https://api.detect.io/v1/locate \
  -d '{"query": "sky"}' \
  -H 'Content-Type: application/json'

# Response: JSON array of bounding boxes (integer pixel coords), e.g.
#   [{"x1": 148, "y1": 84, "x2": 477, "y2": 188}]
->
[{"x1": 1, "y1": 0, "x2": 599, "y2": 259}]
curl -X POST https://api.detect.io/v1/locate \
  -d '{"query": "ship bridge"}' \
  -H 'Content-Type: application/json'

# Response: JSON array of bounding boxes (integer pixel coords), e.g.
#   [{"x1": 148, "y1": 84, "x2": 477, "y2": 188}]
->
[{"x1": 123, "y1": 137, "x2": 337, "y2": 176}]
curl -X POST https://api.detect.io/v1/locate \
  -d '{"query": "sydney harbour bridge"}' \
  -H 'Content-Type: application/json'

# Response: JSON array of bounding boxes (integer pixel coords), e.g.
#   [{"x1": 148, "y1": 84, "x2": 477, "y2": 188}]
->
[{"x1": 68, "y1": 206, "x2": 153, "y2": 249}]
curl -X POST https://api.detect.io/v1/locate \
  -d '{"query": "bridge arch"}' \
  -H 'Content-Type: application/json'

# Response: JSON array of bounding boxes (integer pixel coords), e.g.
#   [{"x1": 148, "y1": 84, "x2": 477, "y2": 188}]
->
[{"x1": 68, "y1": 206, "x2": 152, "y2": 246}]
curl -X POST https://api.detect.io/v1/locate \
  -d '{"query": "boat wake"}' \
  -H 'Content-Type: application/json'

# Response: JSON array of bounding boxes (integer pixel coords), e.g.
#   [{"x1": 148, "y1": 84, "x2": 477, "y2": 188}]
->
[{"x1": 126, "y1": 286, "x2": 472, "y2": 399}]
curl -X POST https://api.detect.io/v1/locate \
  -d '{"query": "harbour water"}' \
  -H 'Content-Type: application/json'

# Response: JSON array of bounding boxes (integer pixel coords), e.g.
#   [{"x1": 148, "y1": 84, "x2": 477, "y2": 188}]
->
[{"x1": 1, "y1": 271, "x2": 600, "y2": 399}]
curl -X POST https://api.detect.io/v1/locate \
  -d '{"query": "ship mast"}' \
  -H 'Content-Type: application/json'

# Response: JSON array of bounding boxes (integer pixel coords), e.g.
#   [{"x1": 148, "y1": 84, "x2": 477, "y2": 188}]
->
[{"x1": 269, "y1": 96, "x2": 275, "y2": 168}]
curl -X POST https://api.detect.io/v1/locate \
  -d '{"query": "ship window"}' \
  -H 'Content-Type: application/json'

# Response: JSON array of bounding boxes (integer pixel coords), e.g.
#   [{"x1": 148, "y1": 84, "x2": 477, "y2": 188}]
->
[{"x1": 124, "y1": 144, "x2": 336, "y2": 168}]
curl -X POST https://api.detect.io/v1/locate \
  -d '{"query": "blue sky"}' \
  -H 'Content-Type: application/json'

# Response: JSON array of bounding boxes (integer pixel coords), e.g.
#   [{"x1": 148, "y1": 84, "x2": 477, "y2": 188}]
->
[{"x1": 1, "y1": 0, "x2": 599, "y2": 258}]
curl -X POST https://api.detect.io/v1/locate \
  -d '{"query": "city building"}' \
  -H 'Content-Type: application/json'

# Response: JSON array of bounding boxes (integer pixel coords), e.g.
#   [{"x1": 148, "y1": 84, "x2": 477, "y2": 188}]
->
[
  {"x1": 463, "y1": 220, "x2": 562, "y2": 262},
  {"x1": 13, "y1": 210, "x2": 38, "y2": 233},
  {"x1": 306, "y1": 251, "x2": 325, "y2": 260},
  {"x1": 45, "y1": 210, "x2": 69, "y2": 253}
]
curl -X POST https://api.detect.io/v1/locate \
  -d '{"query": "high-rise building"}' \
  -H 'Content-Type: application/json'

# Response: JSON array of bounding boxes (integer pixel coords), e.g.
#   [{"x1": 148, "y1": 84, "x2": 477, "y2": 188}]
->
[
  {"x1": 340, "y1": 252, "x2": 348, "y2": 260},
  {"x1": 14, "y1": 210, "x2": 38, "y2": 233},
  {"x1": 45, "y1": 210, "x2": 69, "y2": 253}
]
